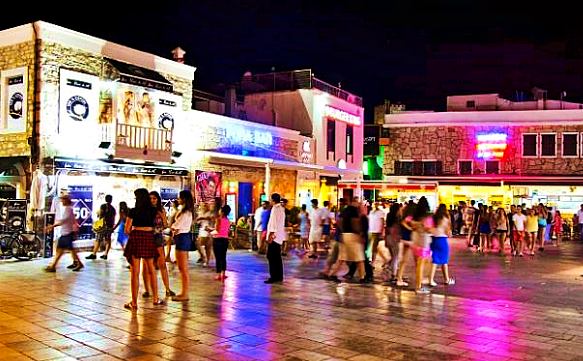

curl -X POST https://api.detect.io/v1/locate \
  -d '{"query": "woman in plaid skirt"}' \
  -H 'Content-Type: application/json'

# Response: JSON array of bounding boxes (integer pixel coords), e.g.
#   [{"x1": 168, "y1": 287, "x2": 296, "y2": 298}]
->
[{"x1": 123, "y1": 188, "x2": 163, "y2": 311}]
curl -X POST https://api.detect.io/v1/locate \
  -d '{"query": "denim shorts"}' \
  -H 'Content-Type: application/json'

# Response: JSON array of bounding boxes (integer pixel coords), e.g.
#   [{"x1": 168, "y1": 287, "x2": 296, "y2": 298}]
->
[{"x1": 174, "y1": 233, "x2": 192, "y2": 252}]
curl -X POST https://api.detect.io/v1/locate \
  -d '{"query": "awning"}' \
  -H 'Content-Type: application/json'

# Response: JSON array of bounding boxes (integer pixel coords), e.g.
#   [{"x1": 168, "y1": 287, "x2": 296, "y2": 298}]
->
[
  {"x1": 383, "y1": 175, "x2": 583, "y2": 186},
  {"x1": 202, "y1": 151, "x2": 325, "y2": 173},
  {"x1": 107, "y1": 58, "x2": 173, "y2": 92},
  {"x1": 54, "y1": 158, "x2": 188, "y2": 177}
]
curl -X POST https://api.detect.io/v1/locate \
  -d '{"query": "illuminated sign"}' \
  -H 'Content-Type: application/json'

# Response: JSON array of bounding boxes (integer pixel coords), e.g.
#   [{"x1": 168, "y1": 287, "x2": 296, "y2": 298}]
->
[
  {"x1": 324, "y1": 105, "x2": 361, "y2": 126},
  {"x1": 476, "y1": 133, "x2": 507, "y2": 159},
  {"x1": 226, "y1": 125, "x2": 273, "y2": 146}
]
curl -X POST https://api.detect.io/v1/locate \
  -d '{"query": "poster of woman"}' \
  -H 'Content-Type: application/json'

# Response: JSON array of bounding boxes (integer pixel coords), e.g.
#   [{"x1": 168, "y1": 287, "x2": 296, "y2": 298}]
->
[{"x1": 195, "y1": 171, "x2": 222, "y2": 204}]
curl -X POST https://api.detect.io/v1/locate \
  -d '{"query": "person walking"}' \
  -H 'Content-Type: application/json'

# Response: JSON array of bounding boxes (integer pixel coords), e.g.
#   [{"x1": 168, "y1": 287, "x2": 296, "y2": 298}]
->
[
  {"x1": 512, "y1": 206, "x2": 527, "y2": 257},
  {"x1": 368, "y1": 202, "x2": 387, "y2": 266},
  {"x1": 308, "y1": 199, "x2": 324, "y2": 259},
  {"x1": 265, "y1": 193, "x2": 285, "y2": 284},
  {"x1": 196, "y1": 203, "x2": 214, "y2": 266},
  {"x1": 171, "y1": 190, "x2": 194, "y2": 302},
  {"x1": 87, "y1": 194, "x2": 116, "y2": 260},
  {"x1": 410, "y1": 197, "x2": 433, "y2": 294},
  {"x1": 209, "y1": 205, "x2": 232, "y2": 281},
  {"x1": 113, "y1": 202, "x2": 129, "y2": 250},
  {"x1": 495, "y1": 208, "x2": 509, "y2": 254},
  {"x1": 429, "y1": 204, "x2": 455, "y2": 287},
  {"x1": 384, "y1": 203, "x2": 401, "y2": 283},
  {"x1": 299, "y1": 204, "x2": 310, "y2": 252},
  {"x1": 577, "y1": 204, "x2": 583, "y2": 242},
  {"x1": 44, "y1": 195, "x2": 83, "y2": 272}
]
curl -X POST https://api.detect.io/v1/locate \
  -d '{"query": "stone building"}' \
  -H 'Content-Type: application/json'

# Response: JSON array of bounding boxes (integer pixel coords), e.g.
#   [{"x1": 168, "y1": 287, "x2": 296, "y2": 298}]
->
[{"x1": 381, "y1": 93, "x2": 583, "y2": 213}]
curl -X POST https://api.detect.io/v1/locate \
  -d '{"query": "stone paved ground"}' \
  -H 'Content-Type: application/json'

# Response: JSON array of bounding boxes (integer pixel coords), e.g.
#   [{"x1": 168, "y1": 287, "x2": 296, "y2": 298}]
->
[{"x1": 1, "y1": 237, "x2": 583, "y2": 361}]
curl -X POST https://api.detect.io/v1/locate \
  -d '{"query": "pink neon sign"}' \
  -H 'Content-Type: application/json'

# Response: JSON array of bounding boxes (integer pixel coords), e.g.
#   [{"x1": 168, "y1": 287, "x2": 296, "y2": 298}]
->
[
  {"x1": 324, "y1": 105, "x2": 361, "y2": 126},
  {"x1": 476, "y1": 133, "x2": 507, "y2": 159}
]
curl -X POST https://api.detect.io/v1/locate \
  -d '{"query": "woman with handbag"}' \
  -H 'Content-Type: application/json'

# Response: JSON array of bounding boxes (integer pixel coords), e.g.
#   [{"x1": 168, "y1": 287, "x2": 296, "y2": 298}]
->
[{"x1": 171, "y1": 190, "x2": 194, "y2": 302}]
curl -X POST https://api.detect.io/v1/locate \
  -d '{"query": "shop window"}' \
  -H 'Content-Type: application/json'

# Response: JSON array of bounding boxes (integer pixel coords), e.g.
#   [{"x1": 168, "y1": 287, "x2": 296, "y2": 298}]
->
[
  {"x1": 522, "y1": 134, "x2": 538, "y2": 157},
  {"x1": 346, "y1": 125, "x2": 353, "y2": 156},
  {"x1": 326, "y1": 119, "x2": 335, "y2": 159},
  {"x1": 541, "y1": 133, "x2": 556, "y2": 157},
  {"x1": 423, "y1": 161, "x2": 436, "y2": 175},
  {"x1": 466, "y1": 100, "x2": 475, "y2": 108},
  {"x1": 485, "y1": 161, "x2": 499, "y2": 174},
  {"x1": 562, "y1": 133, "x2": 578, "y2": 157},
  {"x1": 412, "y1": 161, "x2": 423, "y2": 176},
  {"x1": 458, "y1": 160, "x2": 472, "y2": 175}
]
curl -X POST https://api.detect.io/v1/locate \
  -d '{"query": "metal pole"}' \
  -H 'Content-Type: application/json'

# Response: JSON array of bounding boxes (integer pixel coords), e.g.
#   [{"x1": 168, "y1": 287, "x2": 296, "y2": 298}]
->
[{"x1": 265, "y1": 163, "x2": 271, "y2": 198}]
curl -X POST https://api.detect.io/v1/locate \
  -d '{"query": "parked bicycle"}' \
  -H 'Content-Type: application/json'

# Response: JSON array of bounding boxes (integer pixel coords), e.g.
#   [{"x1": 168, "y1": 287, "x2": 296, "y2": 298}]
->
[{"x1": 0, "y1": 230, "x2": 42, "y2": 261}]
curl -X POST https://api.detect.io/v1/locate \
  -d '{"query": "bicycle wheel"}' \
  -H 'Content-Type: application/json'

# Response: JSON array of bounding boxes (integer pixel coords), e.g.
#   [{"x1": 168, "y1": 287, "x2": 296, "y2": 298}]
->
[
  {"x1": 0, "y1": 234, "x2": 14, "y2": 259},
  {"x1": 9, "y1": 236, "x2": 26, "y2": 260}
]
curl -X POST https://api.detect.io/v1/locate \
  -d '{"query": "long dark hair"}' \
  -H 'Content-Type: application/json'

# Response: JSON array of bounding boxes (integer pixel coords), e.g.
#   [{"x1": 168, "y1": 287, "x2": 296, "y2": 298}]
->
[
  {"x1": 134, "y1": 188, "x2": 151, "y2": 212},
  {"x1": 179, "y1": 190, "x2": 194, "y2": 215},
  {"x1": 413, "y1": 196, "x2": 430, "y2": 221},
  {"x1": 433, "y1": 203, "x2": 449, "y2": 225},
  {"x1": 386, "y1": 203, "x2": 401, "y2": 227},
  {"x1": 119, "y1": 201, "x2": 128, "y2": 215},
  {"x1": 149, "y1": 191, "x2": 163, "y2": 212}
]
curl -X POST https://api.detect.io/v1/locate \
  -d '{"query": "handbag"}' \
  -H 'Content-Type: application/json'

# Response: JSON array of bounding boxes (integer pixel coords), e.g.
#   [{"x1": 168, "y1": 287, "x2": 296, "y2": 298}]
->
[{"x1": 92, "y1": 218, "x2": 105, "y2": 233}]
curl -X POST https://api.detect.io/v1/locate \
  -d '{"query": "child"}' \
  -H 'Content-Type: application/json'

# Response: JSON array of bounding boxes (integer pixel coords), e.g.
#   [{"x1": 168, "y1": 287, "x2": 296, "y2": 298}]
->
[{"x1": 553, "y1": 210, "x2": 563, "y2": 246}]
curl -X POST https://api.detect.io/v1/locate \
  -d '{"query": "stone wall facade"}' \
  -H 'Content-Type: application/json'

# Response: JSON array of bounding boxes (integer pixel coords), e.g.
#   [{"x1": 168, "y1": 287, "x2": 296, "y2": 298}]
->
[
  {"x1": 0, "y1": 41, "x2": 35, "y2": 158},
  {"x1": 384, "y1": 124, "x2": 583, "y2": 176}
]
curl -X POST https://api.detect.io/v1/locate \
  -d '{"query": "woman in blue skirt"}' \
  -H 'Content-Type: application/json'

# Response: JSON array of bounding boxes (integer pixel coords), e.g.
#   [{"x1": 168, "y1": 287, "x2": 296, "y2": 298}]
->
[
  {"x1": 114, "y1": 202, "x2": 129, "y2": 249},
  {"x1": 430, "y1": 204, "x2": 455, "y2": 287}
]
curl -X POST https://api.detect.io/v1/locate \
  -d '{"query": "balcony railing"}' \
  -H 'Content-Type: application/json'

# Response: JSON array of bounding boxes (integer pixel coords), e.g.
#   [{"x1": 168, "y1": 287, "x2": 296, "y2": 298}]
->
[{"x1": 103, "y1": 123, "x2": 172, "y2": 163}]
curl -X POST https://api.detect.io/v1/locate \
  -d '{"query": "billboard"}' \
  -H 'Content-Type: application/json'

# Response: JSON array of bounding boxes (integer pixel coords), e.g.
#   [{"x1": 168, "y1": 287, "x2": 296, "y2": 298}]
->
[
  {"x1": 195, "y1": 171, "x2": 222, "y2": 204},
  {"x1": 1, "y1": 67, "x2": 28, "y2": 134}
]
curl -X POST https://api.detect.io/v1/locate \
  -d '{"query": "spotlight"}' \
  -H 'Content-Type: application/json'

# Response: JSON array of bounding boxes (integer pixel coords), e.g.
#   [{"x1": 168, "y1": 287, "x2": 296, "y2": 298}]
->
[
  {"x1": 99, "y1": 141, "x2": 111, "y2": 149},
  {"x1": 171, "y1": 151, "x2": 182, "y2": 158}
]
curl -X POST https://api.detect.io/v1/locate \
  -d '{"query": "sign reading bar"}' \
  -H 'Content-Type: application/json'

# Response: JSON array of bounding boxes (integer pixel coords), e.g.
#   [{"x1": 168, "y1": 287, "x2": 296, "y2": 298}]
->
[{"x1": 55, "y1": 159, "x2": 189, "y2": 176}]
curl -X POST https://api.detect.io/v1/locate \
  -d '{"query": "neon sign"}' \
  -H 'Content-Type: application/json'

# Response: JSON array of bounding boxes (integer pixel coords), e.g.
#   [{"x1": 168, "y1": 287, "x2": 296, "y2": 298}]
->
[
  {"x1": 226, "y1": 125, "x2": 273, "y2": 146},
  {"x1": 476, "y1": 133, "x2": 507, "y2": 159},
  {"x1": 324, "y1": 105, "x2": 361, "y2": 126}
]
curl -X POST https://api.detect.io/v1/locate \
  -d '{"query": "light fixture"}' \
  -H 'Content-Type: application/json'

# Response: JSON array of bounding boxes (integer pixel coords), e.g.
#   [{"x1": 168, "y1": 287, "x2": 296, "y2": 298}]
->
[
  {"x1": 172, "y1": 151, "x2": 182, "y2": 158},
  {"x1": 99, "y1": 141, "x2": 111, "y2": 149}
]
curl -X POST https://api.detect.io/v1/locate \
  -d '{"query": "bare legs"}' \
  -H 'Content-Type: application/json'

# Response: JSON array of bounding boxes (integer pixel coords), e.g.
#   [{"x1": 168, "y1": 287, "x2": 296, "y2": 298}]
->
[{"x1": 174, "y1": 250, "x2": 189, "y2": 301}]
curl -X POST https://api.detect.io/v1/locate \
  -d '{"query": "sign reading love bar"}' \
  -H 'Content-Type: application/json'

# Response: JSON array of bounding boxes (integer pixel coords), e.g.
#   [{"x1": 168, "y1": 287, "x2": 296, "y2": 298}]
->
[{"x1": 55, "y1": 159, "x2": 189, "y2": 176}]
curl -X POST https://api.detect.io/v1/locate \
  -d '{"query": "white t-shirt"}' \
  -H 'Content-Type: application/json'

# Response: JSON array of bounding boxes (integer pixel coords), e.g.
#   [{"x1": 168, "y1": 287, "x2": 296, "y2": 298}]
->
[
  {"x1": 512, "y1": 213, "x2": 527, "y2": 231},
  {"x1": 368, "y1": 209, "x2": 385, "y2": 233},
  {"x1": 254, "y1": 207, "x2": 264, "y2": 231},
  {"x1": 197, "y1": 210, "x2": 212, "y2": 237},
  {"x1": 577, "y1": 209, "x2": 583, "y2": 224},
  {"x1": 320, "y1": 208, "x2": 331, "y2": 225},
  {"x1": 310, "y1": 207, "x2": 324, "y2": 231}
]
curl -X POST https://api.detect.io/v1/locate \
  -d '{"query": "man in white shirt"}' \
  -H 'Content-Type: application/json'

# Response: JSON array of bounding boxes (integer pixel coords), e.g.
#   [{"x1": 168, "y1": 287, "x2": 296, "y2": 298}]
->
[
  {"x1": 266, "y1": 193, "x2": 285, "y2": 284},
  {"x1": 368, "y1": 202, "x2": 387, "y2": 264},
  {"x1": 308, "y1": 199, "x2": 324, "y2": 259},
  {"x1": 253, "y1": 202, "x2": 267, "y2": 251},
  {"x1": 577, "y1": 204, "x2": 583, "y2": 242},
  {"x1": 512, "y1": 206, "x2": 527, "y2": 256}
]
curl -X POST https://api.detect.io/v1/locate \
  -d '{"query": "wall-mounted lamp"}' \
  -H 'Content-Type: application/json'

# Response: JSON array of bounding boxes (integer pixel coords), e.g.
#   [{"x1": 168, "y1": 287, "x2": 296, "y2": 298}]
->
[
  {"x1": 171, "y1": 151, "x2": 182, "y2": 158},
  {"x1": 98, "y1": 141, "x2": 111, "y2": 149}
]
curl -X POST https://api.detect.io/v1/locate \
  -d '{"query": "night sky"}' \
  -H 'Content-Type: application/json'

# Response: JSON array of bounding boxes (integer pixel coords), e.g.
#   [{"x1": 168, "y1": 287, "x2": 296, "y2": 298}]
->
[{"x1": 2, "y1": 1, "x2": 581, "y2": 117}]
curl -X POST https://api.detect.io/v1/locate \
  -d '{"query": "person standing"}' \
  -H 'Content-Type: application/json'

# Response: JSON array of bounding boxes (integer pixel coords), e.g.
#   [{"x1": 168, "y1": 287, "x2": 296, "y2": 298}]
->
[
  {"x1": 44, "y1": 195, "x2": 83, "y2": 272},
  {"x1": 253, "y1": 201, "x2": 266, "y2": 251},
  {"x1": 196, "y1": 203, "x2": 214, "y2": 266},
  {"x1": 123, "y1": 188, "x2": 161, "y2": 311},
  {"x1": 171, "y1": 190, "x2": 194, "y2": 302},
  {"x1": 553, "y1": 210, "x2": 563, "y2": 246},
  {"x1": 113, "y1": 202, "x2": 129, "y2": 250},
  {"x1": 265, "y1": 193, "x2": 285, "y2": 284},
  {"x1": 259, "y1": 202, "x2": 271, "y2": 255},
  {"x1": 464, "y1": 200, "x2": 477, "y2": 247},
  {"x1": 87, "y1": 194, "x2": 116, "y2": 260},
  {"x1": 537, "y1": 204, "x2": 548, "y2": 252},
  {"x1": 410, "y1": 197, "x2": 433, "y2": 294},
  {"x1": 299, "y1": 204, "x2": 310, "y2": 252},
  {"x1": 495, "y1": 208, "x2": 509, "y2": 255},
  {"x1": 209, "y1": 205, "x2": 231, "y2": 281},
  {"x1": 308, "y1": 199, "x2": 324, "y2": 259},
  {"x1": 429, "y1": 204, "x2": 455, "y2": 286},
  {"x1": 368, "y1": 202, "x2": 387, "y2": 265},
  {"x1": 384, "y1": 203, "x2": 401, "y2": 283}
]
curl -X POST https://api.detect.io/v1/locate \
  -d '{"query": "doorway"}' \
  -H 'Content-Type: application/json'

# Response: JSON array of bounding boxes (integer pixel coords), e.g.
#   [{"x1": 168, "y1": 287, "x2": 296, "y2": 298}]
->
[{"x1": 238, "y1": 182, "x2": 253, "y2": 221}]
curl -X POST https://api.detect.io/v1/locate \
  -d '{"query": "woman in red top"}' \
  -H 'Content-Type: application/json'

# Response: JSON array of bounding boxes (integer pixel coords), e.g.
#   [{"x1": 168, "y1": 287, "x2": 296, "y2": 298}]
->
[{"x1": 553, "y1": 210, "x2": 563, "y2": 246}]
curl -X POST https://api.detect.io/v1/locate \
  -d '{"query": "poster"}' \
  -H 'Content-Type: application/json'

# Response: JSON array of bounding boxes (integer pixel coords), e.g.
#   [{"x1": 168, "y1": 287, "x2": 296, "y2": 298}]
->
[
  {"x1": 195, "y1": 170, "x2": 222, "y2": 204},
  {"x1": 68, "y1": 185, "x2": 94, "y2": 240},
  {"x1": 58, "y1": 69, "x2": 101, "y2": 156},
  {"x1": 117, "y1": 86, "x2": 156, "y2": 128},
  {"x1": 225, "y1": 193, "x2": 236, "y2": 223},
  {"x1": 1, "y1": 67, "x2": 27, "y2": 134},
  {"x1": 160, "y1": 188, "x2": 178, "y2": 213}
]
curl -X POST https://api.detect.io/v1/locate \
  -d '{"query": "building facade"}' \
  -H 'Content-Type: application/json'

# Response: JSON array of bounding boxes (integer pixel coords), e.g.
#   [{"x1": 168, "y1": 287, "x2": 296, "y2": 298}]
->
[{"x1": 383, "y1": 94, "x2": 583, "y2": 214}]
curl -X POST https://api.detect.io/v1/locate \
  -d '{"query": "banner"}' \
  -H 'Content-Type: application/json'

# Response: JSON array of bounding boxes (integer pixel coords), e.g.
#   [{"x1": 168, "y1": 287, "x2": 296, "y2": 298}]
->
[
  {"x1": 59, "y1": 69, "x2": 100, "y2": 156},
  {"x1": 195, "y1": 171, "x2": 222, "y2": 204},
  {"x1": 156, "y1": 94, "x2": 182, "y2": 131},
  {"x1": 1, "y1": 67, "x2": 27, "y2": 134},
  {"x1": 68, "y1": 185, "x2": 94, "y2": 240}
]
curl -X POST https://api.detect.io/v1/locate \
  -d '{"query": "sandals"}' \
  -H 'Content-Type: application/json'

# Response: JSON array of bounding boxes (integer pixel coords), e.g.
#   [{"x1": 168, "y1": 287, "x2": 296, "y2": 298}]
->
[
  {"x1": 124, "y1": 302, "x2": 138, "y2": 311},
  {"x1": 172, "y1": 295, "x2": 189, "y2": 302},
  {"x1": 166, "y1": 290, "x2": 176, "y2": 297},
  {"x1": 153, "y1": 299, "x2": 165, "y2": 306}
]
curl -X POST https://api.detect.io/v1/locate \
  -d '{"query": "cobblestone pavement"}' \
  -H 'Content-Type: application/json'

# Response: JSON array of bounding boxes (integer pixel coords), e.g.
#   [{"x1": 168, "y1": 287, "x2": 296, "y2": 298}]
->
[{"x1": 1, "y1": 237, "x2": 583, "y2": 360}]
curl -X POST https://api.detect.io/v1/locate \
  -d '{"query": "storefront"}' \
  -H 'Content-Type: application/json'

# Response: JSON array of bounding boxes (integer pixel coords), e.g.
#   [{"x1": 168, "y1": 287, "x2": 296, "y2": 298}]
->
[{"x1": 338, "y1": 180, "x2": 439, "y2": 209}]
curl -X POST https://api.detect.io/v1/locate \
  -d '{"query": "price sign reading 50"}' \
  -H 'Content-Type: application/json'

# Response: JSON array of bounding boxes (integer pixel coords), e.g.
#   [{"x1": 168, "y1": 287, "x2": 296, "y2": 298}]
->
[{"x1": 73, "y1": 207, "x2": 90, "y2": 221}]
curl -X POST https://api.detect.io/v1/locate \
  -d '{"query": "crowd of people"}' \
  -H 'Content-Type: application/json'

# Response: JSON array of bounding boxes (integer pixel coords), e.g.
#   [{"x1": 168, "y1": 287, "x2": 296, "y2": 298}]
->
[{"x1": 44, "y1": 187, "x2": 581, "y2": 306}]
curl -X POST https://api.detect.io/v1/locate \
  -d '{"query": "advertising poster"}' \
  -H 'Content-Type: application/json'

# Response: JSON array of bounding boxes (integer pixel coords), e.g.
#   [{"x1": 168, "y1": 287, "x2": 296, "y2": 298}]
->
[
  {"x1": 68, "y1": 185, "x2": 94, "y2": 240},
  {"x1": 1, "y1": 67, "x2": 27, "y2": 134},
  {"x1": 195, "y1": 171, "x2": 222, "y2": 204},
  {"x1": 58, "y1": 69, "x2": 100, "y2": 155},
  {"x1": 117, "y1": 86, "x2": 157, "y2": 128},
  {"x1": 160, "y1": 188, "x2": 179, "y2": 213},
  {"x1": 155, "y1": 94, "x2": 182, "y2": 131}
]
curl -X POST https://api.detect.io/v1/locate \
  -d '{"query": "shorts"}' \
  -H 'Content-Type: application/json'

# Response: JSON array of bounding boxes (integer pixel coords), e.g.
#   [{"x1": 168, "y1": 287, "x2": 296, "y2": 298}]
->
[
  {"x1": 479, "y1": 224, "x2": 491, "y2": 234},
  {"x1": 497, "y1": 229, "x2": 508, "y2": 233},
  {"x1": 412, "y1": 245, "x2": 431, "y2": 259},
  {"x1": 513, "y1": 230, "x2": 525, "y2": 241},
  {"x1": 174, "y1": 233, "x2": 193, "y2": 252},
  {"x1": 96, "y1": 230, "x2": 113, "y2": 243},
  {"x1": 57, "y1": 233, "x2": 75, "y2": 250},
  {"x1": 153, "y1": 233, "x2": 165, "y2": 248},
  {"x1": 322, "y1": 224, "x2": 331, "y2": 236},
  {"x1": 309, "y1": 229, "x2": 323, "y2": 244}
]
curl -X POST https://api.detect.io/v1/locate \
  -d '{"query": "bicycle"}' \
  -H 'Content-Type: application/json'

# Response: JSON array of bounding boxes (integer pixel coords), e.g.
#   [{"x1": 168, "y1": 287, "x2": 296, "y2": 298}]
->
[{"x1": 0, "y1": 230, "x2": 42, "y2": 261}]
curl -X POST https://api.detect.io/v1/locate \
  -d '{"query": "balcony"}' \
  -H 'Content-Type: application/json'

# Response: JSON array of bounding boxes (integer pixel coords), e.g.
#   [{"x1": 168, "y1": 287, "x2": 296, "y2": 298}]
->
[{"x1": 102, "y1": 123, "x2": 172, "y2": 163}]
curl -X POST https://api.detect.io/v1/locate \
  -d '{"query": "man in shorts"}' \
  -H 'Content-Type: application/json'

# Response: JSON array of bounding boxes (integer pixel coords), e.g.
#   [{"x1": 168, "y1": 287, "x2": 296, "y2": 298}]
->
[{"x1": 512, "y1": 206, "x2": 527, "y2": 257}]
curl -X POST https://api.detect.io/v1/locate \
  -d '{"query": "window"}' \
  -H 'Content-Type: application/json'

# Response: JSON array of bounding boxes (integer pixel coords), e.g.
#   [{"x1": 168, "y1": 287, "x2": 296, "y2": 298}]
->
[
  {"x1": 395, "y1": 161, "x2": 413, "y2": 175},
  {"x1": 326, "y1": 119, "x2": 335, "y2": 158},
  {"x1": 458, "y1": 160, "x2": 473, "y2": 175},
  {"x1": 423, "y1": 161, "x2": 437, "y2": 176},
  {"x1": 346, "y1": 125, "x2": 353, "y2": 155},
  {"x1": 541, "y1": 133, "x2": 556, "y2": 157},
  {"x1": 466, "y1": 100, "x2": 475, "y2": 108},
  {"x1": 563, "y1": 133, "x2": 578, "y2": 157},
  {"x1": 485, "y1": 161, "x2": 499, "y2": 174},
  {"x1": 522, "y1": 134, "x2": 538, "y2": 157}
]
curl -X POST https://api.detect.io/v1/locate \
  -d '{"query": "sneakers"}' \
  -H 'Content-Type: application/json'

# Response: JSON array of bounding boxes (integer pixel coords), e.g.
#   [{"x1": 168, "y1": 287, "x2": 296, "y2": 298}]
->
[
  {"x1": 67, "y1": 263, "x2": 78, "y2": 269},
  {"x1": 446, "y1": 278, "x2": 456, "y2": 285},
  {"x1": 85, "y1": 254, "x2": 96, "y2": 260},
  {"x1": 44, "y1": 266, "x2": 56, "y2": 273},
  {"x1": 396, "y1": 281, "x2": 409, "y2": 287},
  {"x1": 429, "y1": 281, "x2": 438, "y2": 287},
  {"x1": 72, "y1": 264, "x2": 84, "y2": 272},
  {"x1": 99, "y1": 254, "x2": 107, "y2": 260},
  {"x1": 142, "y1": 292, "x2": 151, "y2": 298}
]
